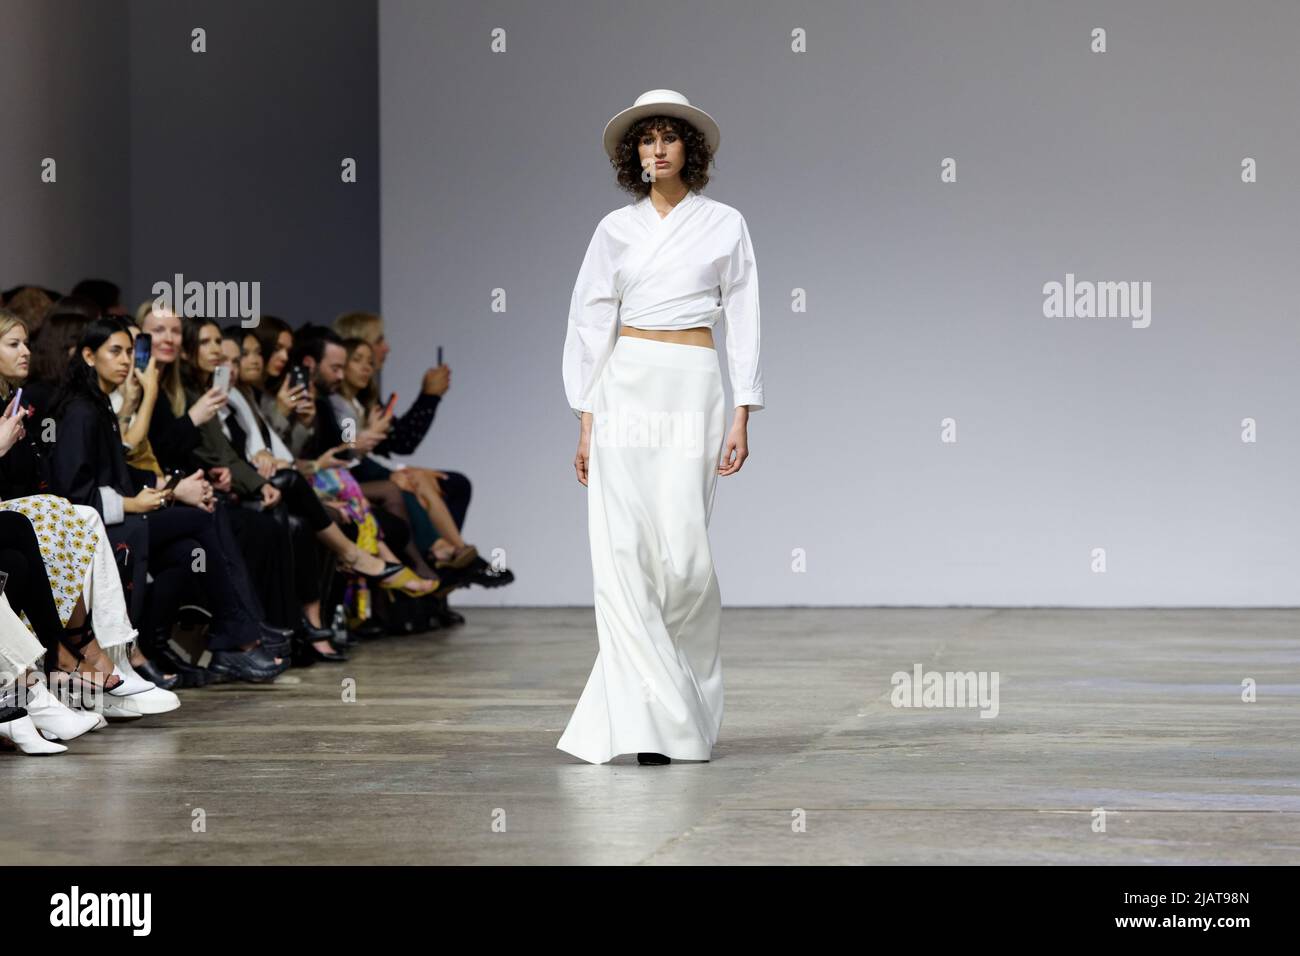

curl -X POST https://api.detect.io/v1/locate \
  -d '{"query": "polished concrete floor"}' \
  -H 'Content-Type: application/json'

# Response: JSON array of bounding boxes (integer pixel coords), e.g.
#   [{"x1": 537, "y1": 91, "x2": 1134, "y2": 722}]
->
[{"x1": 1, "y1": 608, "x2": 1296, "y2": 865}]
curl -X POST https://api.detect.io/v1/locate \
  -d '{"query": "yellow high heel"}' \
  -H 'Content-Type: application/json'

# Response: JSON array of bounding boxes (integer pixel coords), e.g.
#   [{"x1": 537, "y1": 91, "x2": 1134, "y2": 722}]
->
[{"x1": 377, "y1": 566, "x2": 441, "y2": 597}]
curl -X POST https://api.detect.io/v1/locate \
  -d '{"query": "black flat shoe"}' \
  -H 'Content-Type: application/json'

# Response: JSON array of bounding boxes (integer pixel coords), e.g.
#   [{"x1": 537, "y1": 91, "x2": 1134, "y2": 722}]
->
[
  {"x1": 431, "y1": 596, "x2": 464, "y2": 628},
  {"x1": 638, "y1": 752, "x2": 671, "y2": 765},
  {"x1": 296, "y1": 642, "x2": 349, "y2": 664}
]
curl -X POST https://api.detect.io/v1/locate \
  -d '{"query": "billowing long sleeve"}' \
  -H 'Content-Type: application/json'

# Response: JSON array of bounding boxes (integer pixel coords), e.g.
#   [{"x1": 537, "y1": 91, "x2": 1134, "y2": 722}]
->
[
  {"x1": 562, "y1": 220, "x2": 621, "y2": 419},
  {"x1": 720, "y1": 214, "x2": 764, "y2": 411}
]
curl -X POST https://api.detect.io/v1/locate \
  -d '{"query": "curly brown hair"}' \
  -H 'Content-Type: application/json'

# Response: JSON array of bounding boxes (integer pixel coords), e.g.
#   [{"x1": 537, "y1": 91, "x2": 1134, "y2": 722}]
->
[{"x1": 612, "y1": 116, "x2": 713, "y2": 197}]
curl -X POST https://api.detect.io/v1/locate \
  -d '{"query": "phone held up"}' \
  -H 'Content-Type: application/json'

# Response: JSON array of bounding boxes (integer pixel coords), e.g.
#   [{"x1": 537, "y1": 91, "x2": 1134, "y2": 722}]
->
[
  {"x1": 212, "y1": 365, "x2": 232, "y2": 394},
  {"x1": 134, "y1": 333, "x2": 152, "y2": 372}
]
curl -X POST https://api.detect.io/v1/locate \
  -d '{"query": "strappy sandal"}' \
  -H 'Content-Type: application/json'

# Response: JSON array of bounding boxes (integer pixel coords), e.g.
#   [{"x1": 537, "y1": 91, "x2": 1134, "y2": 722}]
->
[{"x1": 58, "y1": 621, "x2": 125, "y2": 694}]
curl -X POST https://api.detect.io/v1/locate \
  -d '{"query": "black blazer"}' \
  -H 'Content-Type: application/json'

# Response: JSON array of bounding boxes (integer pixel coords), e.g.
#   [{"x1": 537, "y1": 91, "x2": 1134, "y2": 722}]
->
[{"x1": 47, "y1": 396, "x2": 155, "y2": 517}]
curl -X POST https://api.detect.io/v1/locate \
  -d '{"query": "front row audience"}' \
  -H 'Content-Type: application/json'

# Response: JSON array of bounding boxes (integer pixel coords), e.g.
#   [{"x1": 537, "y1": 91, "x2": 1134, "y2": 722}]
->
[{"x1": 0, "y1": 281, "x2": 513, "y2": 755}]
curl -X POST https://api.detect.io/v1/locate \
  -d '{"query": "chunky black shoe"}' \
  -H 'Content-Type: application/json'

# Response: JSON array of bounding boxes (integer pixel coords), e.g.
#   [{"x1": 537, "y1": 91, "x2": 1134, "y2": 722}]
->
[
  {"x1": 258, "y1": 623, "x2": 295, "y2": 661},
  {"x1": 637, "y1": 752, "x2": 671, "y2": 765},
  {"x1": 206, "y1": 645, "x2": 288, "y2": 683},
  {"x1": 464, "y1": 556, "x2": 515, "y2": 589}
]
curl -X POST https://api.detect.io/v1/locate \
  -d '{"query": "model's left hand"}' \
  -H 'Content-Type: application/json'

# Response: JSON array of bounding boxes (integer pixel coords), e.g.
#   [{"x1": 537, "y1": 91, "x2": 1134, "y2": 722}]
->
[{"x1": 718, "y1": 413, "x2": 749, "y2": 476}]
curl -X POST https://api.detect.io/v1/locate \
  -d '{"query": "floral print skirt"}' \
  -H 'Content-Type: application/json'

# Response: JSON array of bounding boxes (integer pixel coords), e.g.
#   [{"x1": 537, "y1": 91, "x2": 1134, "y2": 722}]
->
[{"x1": 0, "y1": 495, "x2": 98, "y2": 627}]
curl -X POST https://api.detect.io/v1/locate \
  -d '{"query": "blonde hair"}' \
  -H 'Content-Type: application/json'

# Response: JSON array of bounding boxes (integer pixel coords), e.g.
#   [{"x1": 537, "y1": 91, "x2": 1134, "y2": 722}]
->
[
  {"x1": 136, "y1": 303, "x2": 188, "y2": 416},
  {"x1": 334, "y1": 311, "x2": 383, "y2": 344},
  {"x1": 0, "y1": 308, "x2": 27, "y2": 401}
]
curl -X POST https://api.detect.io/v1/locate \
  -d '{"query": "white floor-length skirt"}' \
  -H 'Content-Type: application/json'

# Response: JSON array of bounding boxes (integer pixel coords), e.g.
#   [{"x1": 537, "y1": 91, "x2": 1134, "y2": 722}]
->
[{"x1": 557, "y1": 335, "x2": 727, "y2": 764}]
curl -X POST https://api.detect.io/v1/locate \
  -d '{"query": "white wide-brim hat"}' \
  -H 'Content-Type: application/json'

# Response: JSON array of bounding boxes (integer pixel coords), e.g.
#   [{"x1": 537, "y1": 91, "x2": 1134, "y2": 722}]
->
[{"x1": 602, "y1": 89, "x2": 720, "y2": 160}]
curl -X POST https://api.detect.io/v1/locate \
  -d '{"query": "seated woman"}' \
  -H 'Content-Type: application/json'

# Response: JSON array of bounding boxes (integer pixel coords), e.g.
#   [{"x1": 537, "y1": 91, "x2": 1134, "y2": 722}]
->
[
  {"x1": 0, "y1": 311, "x2": 178, "y2": 715},
  {"x1": 45, "y1": 316, "x2": 288, "y2": 684},
  {"x1": 184, "y1": 320, "x2": 435, "y2": 658},
  {"x1": 0, "y1": 514, "x2": 112, "y2": 752},
  {"x1": 248, "y1": 320, "x2": 447, "y2": 599},
  {"x1": 334, "y1": 336, "x2": 513, "y2": 591}
]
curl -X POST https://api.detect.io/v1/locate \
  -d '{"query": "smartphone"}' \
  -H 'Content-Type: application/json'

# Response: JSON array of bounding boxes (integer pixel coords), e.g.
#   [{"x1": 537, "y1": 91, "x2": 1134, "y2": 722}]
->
[
  {"x1": 212, "y1": 365, "x2": 232, "y2": 394},
  {"x1": 134, "y1": 333, "x2": 152, "y2": 371},
  {"x1": 437, "y1": 346, "x2": 443, "y2": 366},
  {"x1": 8, "y1": 387, "x2": 22, "y2": 416},
  {"x1": 288, "y1": 364, "x2": 309, "y2": 391},
  {"x1": 163, "y1": 470, "x2": 185, "y2": 491},
  {"x1": 384, "y1": 392, "x2": 398, "y2": 417}
]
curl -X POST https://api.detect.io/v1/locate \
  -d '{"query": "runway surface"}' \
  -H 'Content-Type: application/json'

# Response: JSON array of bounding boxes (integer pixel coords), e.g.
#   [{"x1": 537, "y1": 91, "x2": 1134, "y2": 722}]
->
[{"x1": 1, "y1": 608, "x2": 1295, "y2": 864}]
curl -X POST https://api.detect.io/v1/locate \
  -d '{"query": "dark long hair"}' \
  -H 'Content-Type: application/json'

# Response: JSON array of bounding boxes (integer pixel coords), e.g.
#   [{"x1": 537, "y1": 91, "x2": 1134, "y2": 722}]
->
[
  {"x1": 253, "y1": 314, "x2": 291, "y2": 395},
  {"x1": 49, "y1": 315, "x2": 134, "y2": 425},
  {"x1": 28, "y1": 312, "x2": 90, "y2": 384},
  {"x1": 180, "y1": 316, "x2": 221, "y2": 395}
]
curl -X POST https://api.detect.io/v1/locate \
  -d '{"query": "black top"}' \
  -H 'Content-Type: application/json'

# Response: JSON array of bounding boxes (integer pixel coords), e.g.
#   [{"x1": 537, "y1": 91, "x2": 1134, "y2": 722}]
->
[
  {"x1": 303, "y1": 390, "x2": 441, "y2": 460},
  {"x1": 146, "y1": 391, "x2": 203, "y2": 473}
]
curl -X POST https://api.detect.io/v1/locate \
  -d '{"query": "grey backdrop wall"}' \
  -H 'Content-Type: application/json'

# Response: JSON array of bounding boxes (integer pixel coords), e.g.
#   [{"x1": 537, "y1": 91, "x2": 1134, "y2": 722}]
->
[
  {"x1": 128, "y1": 0, "x2": 379, "y2": 323},
  {"x1": 0, "y1": 0, "x2": 378, "y2": 320},
  {"x1": 0, "y1": 0, "x2": 129, "y2": 294},
  {"x1": 380, "y1": 0, "x2": 1299, "y2": 607}
]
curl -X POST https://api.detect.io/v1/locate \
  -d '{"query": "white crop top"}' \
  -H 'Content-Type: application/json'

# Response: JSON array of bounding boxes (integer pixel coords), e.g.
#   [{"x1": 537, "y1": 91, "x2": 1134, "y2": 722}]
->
[{"x1": 561, "y1": 191, "x2": 764, "y2": 419}]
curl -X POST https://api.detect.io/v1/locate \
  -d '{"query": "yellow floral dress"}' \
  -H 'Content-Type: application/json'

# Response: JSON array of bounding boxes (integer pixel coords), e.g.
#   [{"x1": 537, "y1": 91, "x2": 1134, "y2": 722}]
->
[{"x1": 0, "y1": 495, "x2": 99, "y2": 626}]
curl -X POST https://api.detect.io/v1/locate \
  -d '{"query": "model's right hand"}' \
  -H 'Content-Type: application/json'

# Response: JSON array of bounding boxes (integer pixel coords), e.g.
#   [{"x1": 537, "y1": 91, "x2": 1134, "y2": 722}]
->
[{"x1": 574, "y1": 412, "x2": 593, "y2": 486}]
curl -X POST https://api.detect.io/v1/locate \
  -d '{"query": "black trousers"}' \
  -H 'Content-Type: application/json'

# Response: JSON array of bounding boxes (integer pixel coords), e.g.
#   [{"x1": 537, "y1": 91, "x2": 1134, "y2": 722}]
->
[
  {"x1": 109, "y1": 505, "x2": 264, "y2": 651},
  {"x1": 0, "y1": 511, "x2": 65, "y2": 664},
  {"x1": 225, "y1": 503, "x2": 296, "y2": 629}
]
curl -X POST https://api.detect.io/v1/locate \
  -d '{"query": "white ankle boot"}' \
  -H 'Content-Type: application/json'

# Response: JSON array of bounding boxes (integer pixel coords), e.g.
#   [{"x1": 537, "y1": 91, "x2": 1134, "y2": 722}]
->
[
  {"x1": 23, "y1": 680, "x2": 104, "y2": 741},
  {"x1": 0, "y1": 710, "x2": 68, "y2": 755}
]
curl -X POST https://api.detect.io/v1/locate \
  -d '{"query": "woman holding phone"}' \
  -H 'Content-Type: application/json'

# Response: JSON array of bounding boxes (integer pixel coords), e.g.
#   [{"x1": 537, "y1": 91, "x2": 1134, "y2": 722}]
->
[
  {"x1": 47, "y1": 317, "x2": 288, "y2": 684},
  {"x1": 0, "y1": 310, "x2": 182, "y2": 712},
  {"x1": 332, "y1": 338, "x2": 511, "y2": 593}
]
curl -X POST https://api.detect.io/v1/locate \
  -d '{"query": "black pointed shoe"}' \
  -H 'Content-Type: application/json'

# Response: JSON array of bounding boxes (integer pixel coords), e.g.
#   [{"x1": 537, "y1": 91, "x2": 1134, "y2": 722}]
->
[{"x1": 637, "y1": 752, "x2": 671, "y2": 765}]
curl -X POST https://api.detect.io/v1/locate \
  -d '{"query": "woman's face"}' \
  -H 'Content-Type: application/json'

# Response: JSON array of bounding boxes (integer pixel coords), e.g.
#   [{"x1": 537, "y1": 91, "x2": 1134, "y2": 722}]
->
[
  {"x1": 191, "y1": 323, "x2": 224, "y2": 375},
  {"x1": 140, "y1": 309, "x2": 182, "y2": 365},
  {"x1": 266, "y1": 330, "x2": 292, "y2": 379},
  {"x1": 237, "y1": 335, "x2": 264, "y2": 385},
  {"x1": 638, "y1": 124, "x2": 685, "y2": 183},
  {"x1": 85, "y1": 331, "x2": 133, "y2": 393},
  {"x1": 370, "y1": 327, "x2": 390, "y2": 367},
  {"x1": 0, "y1": 324, "x2": 31, "y2": 383},
  {"x1": 219, "y1": 338, "x2": 241, "y2": 369},
  {"x1": 344, "y1": 343, "x2": 375, "y2": 392}
]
